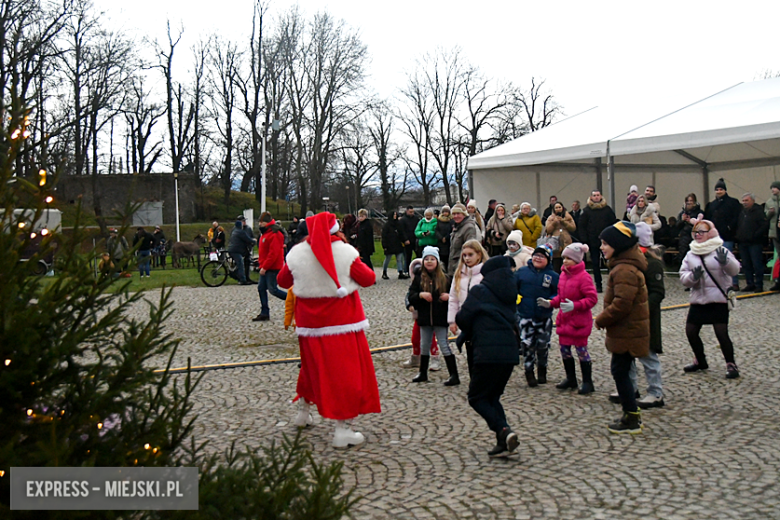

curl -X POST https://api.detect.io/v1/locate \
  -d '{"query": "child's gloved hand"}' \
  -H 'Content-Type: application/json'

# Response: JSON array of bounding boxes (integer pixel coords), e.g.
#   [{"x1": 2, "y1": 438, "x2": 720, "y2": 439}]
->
[
  {"x1": 692, "y1": 266, "x2": 704, "y2": 281},
  {"x1": 560, "y1": 299, "x2": 575, "y2": 313},
  {"x1": 536, "y1": 297, "x2": 551, "y2": 308}
]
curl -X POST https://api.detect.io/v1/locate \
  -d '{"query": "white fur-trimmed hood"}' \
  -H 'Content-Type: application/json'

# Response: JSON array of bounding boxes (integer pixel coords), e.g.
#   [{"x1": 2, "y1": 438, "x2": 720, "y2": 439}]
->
[{"x1": 286, "y1": 240, "x2": 361, "y2": 298}]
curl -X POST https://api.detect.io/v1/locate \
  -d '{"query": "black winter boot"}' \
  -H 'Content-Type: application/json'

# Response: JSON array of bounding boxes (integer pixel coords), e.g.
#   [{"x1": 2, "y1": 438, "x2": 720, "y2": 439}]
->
[
  {"x1": 537, "y1": 366, "x2": 548, "y2": 384},
  {"x1": 412, "y1": 355, "x2": 429, "y2": 383},
  {"x1": 608, "y1": 410, "x2": 643, "y2": 434},
  {"x1": 443, "y1": 355, "x2": 460, "y2": 386},
  {"x1": 525, "y1": 368, "x2": 538, "y2": 388},
  {"x1": 556, "y1": 358, "x2": 578, "y2": 390},
  {"x1": 381, "y1": 270, "x2": 389, "y2": 280},
  {"x1": 578, "y1": 360, "x2": 594, "y2": 395}
]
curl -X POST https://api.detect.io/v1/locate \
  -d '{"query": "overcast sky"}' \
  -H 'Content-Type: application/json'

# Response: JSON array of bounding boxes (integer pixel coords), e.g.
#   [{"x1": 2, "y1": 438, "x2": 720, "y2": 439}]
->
[{"x1": 98, "y1": 0, "x2": 780, "y2": 123}]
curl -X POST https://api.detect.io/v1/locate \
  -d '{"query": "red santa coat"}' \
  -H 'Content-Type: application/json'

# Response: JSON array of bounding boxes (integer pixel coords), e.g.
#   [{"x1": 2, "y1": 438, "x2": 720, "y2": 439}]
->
[{"x1": 278, "y1": 235, "x2": 381, "y2": 420}]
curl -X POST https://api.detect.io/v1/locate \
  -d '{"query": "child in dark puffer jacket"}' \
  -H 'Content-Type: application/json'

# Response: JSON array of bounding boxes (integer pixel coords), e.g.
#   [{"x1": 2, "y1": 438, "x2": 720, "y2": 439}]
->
[
  {"x1": 407, "y1": 246, "x2": 458, "y2": 386},
  {"x1": 515, "y1": 244, "x2": 559, "y2": 387},
  {"x1": 456, "y1": 255, "x2": 520, "y2": 458}
]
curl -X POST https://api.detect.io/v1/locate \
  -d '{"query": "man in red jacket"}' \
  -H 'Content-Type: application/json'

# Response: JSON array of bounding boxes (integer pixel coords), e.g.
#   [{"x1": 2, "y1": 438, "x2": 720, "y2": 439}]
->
[{"x1": 253, "y1": 212, "x2": 288, "y2": 322}]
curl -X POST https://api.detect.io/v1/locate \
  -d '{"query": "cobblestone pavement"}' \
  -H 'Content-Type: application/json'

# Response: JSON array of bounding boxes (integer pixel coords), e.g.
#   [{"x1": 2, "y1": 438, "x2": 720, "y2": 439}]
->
[{"x1": 130, "y1": 271, "x2": 780, "y2": 519}]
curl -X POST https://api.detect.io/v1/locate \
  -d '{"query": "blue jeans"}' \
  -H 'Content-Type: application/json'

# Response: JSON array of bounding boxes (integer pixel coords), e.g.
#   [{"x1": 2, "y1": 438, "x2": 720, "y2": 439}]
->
[
  {"x1": 382, "y1": 252, "x2": 405, "y2": 274},
  {"x1": 629, "y1": 351, "x2": 664, "y2": 398},
  {"x1": 258, "y1": 269, "x2": 287, "y2": 316},
  {"x1": 739, "y1": 242, "x2": 764, "y2": 289},
  {"x1": 722, "y1": 241, "x2": 738, "y2": 286},
  {"x1": 138, "y1": 250, "x2": 151, "y2": 276},
  {"x1": 230, "y1": 252, "x2": 246, "y2": 283},
  {"x1": 419, "y1": 326, "x2": 451, "y2": 356}
]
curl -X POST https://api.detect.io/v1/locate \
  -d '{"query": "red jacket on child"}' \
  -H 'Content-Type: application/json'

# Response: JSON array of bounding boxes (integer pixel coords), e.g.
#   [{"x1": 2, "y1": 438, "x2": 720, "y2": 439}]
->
[{"x1": 550, "y1": 261, "x2": 598, "y2": 346}]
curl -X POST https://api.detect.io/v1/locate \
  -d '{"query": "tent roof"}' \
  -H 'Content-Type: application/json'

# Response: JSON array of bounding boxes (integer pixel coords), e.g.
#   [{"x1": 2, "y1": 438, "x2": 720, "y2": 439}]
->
[
  {"x1": 611, "y1": 78, "x2": 780, "y2": 157},
  {"x1": 468, "y1": 77, "x2": 780, "y2": 171}
]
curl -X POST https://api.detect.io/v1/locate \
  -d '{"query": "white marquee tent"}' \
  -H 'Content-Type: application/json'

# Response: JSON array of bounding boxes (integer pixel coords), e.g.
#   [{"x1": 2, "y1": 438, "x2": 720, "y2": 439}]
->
[{"x1": 468, "y1": 77, "x2": 780, "y2": 216}]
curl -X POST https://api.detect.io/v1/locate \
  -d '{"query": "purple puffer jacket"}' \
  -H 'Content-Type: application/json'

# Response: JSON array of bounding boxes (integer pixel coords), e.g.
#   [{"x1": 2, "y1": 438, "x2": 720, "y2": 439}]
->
[
  {"x1": 550, "y1": 261, "x2": 598, "y2": 346},
  {"x1": 680, "y1": 248, "x2": 740, "y2": 305}
]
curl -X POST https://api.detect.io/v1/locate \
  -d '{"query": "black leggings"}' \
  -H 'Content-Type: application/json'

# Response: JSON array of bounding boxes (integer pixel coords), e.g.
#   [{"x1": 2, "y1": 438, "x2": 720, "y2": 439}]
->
[{"x1": 685, "y1": 322, "x2": 735, "y2": 364}]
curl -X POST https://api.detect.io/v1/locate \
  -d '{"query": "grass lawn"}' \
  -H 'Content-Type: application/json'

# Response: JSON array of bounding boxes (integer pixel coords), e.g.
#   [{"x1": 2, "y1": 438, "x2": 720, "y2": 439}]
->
[{"x1": 40, "y1": 258, "x2": 251, "y2": 293}]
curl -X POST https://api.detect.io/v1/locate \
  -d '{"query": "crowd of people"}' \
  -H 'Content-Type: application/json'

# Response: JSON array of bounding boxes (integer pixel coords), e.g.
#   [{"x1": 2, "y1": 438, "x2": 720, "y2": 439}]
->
[
  {"x1": 99, "y1": 178, "x2": 779, "y2": 456},
  {"x1": 271, "y1": 177, "x2": 780, "y2": 457}
]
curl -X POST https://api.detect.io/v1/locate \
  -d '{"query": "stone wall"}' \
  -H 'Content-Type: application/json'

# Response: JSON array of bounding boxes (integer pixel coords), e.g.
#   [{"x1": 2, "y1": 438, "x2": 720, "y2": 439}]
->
[{"x1": 56, "y1": 173, "x2": 201, "y2": 224}]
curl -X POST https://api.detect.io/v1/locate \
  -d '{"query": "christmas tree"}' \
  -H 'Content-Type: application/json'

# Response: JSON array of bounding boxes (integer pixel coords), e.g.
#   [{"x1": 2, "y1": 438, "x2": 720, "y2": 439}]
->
[{"x1": 0, "y1": 18, "x2": 355, "y2": 519}]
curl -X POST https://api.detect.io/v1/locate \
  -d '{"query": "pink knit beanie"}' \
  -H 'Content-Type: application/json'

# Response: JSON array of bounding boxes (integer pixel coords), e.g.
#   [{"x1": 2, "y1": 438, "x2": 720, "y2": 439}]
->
[{"x1": 562, "y1": 242, "x2": 589, "y2": 264}]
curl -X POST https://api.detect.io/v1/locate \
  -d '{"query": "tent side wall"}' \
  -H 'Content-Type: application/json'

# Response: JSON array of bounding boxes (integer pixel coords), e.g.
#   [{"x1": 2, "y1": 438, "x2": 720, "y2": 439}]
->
[
  {"x1": 474, "y1": 163, "x2": 780, "y2": 221},
  {"x1": 472, "y1": 166, "x2": 599, "y2": 213},
  {"x1": 705, "y1": 165, "x2": 780, "y2": 205}
]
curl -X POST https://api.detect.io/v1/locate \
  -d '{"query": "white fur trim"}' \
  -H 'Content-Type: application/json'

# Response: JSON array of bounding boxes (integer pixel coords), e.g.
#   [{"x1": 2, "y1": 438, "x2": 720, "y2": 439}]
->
[
  {"x1": 330, "y1": 222, "x2": 340, "y2": 234},
  {"x1": 286, "y1": 241, "x2": 361, "y2": 298},
  {"x1": 296, "y1": 319, "x2": 370, "y2": 337}
]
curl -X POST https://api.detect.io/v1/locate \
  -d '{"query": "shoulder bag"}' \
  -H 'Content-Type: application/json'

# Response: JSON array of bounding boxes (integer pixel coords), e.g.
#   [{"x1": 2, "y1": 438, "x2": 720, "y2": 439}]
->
[{"x1": 700, "y1": 258, "x2": 737, "y2": 310}]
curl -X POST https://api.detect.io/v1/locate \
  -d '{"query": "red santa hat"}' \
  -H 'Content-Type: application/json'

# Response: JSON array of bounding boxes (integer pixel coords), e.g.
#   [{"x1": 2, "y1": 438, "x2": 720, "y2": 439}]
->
[{"x1": 306, "y1": 212, "x2": 349, "y2": 297}]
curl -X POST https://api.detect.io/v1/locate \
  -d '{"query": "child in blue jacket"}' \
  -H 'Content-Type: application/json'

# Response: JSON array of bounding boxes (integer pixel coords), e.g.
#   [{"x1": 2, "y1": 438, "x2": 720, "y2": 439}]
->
[{"x1": 515, "y1": 244, "x2": 559, "y2": 387}]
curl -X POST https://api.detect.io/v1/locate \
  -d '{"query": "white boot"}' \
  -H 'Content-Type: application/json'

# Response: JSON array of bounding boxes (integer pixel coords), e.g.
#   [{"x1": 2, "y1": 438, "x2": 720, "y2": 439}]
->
[
  {"x1": 332, "y1": 420, "x2": 365, "y2": 449},
  {"x1": 430, "y1": 355, "x2": 442, "y2": 371},
  {"x1": 293, "y1": 400, "x2": 313, "y2": 428}
]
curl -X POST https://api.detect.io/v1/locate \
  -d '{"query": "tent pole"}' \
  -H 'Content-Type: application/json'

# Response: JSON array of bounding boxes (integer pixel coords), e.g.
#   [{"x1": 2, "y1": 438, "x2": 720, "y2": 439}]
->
[
  {"x1": 702, "y1": 166, "x2": 710, "y2": 205},
  {"x1": 594, "y1": 157, "x2": 603, "y2": 194},
  {"x1": 607, "y1": 142, "x2": 616, "y2": 211}
]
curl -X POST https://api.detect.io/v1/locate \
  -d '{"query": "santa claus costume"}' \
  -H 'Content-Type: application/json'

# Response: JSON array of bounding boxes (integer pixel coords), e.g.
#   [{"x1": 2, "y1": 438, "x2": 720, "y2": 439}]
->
[{"x1": 277, "y1": 212, "x2": 381, "y2": 448}]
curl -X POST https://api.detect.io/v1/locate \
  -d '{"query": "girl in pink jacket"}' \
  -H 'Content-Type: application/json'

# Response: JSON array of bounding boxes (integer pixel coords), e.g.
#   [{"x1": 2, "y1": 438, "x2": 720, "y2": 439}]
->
[{"x1": 538, "y1": 243, "x2": 598, "y2": 394}]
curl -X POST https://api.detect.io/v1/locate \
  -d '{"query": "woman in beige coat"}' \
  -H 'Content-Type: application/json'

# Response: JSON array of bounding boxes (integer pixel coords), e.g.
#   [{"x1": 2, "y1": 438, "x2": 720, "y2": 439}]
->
[
  {"x1": 628, "y1": 195, "x2": 661, "y2": 241},
  {"x1": 486, "y1": 203, "x2": 514, "y2": 257},
  {"x1": 545, "y1": 202, "x2": 576, "y2": 273}
]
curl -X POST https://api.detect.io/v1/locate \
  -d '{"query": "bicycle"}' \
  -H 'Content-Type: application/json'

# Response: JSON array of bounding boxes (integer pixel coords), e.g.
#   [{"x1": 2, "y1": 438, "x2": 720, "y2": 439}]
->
[{"x1": 200, "y1": 250, "x2": 259, "y2": 287}]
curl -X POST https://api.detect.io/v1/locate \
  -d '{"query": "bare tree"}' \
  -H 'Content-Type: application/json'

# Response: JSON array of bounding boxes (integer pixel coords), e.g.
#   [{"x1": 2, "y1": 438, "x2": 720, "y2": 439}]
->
[
  {"x1": 234, "y1": 0, "x2": 267, "y2": 195},
  {"x1": 423, "y1": 47, "x2": 463, "y2": 206},
  {"x1": 208, "y1": 36, "x2": 241, "y2": 206},
  {"x1": 454, "y1": 67, "x2": 509, "y2": 201},
  {"x1": 512, "y1": 77, "x2": 561, "y2": 133},
  {"x1": 368, "y1": 101, "x2": 406, "y2": 212},
  {"x1": 0, "y1": 0, "x2": 71, "y2": 178},
  {"x1": 277, "y1": 9, "x2": 367, "y2": 214},
  {"x1": 399, "y1": 69, "x2": 435, "y2": 207},
  {"x1": 123, "y1": 75, "x2": 164, "y2": 173},
  {"x1": 156, "y1": 21, "x2": 195, "y2": 174},
  {"x1": 340, "y1": 117, "x2": 374, "y2": 211},
  {"x1": 62, "y1": 0, "x2": 135, "y2": 231}
]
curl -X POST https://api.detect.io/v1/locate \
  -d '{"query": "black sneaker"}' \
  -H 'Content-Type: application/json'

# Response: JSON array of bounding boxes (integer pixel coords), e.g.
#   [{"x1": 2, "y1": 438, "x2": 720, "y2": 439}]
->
[
  {"x1": 726, "y1": 363, "x2": 740, "y2": 379},
  {"x1": 381, "y1": 273, "x2": 389, "y2": 280},
  {"x1": 488, "y1": 443, "x2": 508, "y2": 458},
  {"x1": 683, "y1": 360, "x2": 708, "y2": 373},
  {"x1": 252, "y1": 314, "x2": 270, "y2": 322}
]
